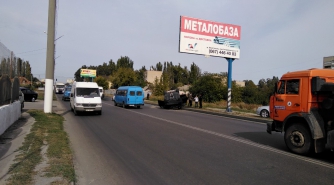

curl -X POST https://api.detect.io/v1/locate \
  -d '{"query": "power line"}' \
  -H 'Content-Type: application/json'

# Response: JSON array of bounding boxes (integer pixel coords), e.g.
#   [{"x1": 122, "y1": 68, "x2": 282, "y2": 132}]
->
[{"x1": 16, "y1": 48, "x2": 46, "y2": 54}]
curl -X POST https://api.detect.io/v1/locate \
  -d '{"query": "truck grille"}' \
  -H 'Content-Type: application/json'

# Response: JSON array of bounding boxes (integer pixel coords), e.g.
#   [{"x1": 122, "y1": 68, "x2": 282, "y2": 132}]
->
[{"x1": 83, "y1": 104, "x2": 97, "y2": 107}]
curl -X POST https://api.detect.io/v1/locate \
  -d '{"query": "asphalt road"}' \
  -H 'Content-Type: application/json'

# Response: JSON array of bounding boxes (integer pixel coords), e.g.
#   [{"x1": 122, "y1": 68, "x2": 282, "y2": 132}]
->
[{"x1": 57, "y1": 95, "x2": 334, "y2": 185}]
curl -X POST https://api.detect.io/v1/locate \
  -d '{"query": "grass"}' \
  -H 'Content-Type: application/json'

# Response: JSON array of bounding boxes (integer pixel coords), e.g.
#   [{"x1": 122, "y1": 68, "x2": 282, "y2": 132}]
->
[
  {"x1": 6, "y1": 110, "x2": 75, "y2": 185},
  {"x1": 36, "y1": 90, "x2": 57, "y2": 101},
  {"x1": 148, "y1": 95, "x2": 261, "y2": 113}
]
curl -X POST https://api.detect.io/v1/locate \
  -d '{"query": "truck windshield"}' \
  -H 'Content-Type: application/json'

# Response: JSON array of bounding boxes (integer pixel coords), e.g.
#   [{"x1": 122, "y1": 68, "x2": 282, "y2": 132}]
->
[{"x1": 76, "y1": 88, "x2": 100, "y2": 97}]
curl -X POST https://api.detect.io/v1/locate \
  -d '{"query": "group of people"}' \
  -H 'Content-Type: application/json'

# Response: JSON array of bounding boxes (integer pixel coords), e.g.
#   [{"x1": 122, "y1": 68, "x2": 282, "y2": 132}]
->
[{"x1": 187, "y1": 93, "x2": 202, "y2": 108}]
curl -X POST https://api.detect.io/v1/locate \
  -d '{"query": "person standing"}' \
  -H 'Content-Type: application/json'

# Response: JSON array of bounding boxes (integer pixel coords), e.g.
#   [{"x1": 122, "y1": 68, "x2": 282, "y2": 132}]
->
[
  {"x1": 199, "y1": 94, "x2": 203, "y2": 108},
  {"x1": 194, "y1": 95, "x2": 199, "y2": 108},
  {"x1": 188, "y1": 93, "x2": 193, "y2": 107}
]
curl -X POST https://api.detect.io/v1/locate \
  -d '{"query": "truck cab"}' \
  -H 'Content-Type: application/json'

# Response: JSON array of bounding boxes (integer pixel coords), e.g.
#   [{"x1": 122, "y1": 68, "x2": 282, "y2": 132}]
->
[{"x1": 267, "y1": 69, "x2": 334, "y2": 155}]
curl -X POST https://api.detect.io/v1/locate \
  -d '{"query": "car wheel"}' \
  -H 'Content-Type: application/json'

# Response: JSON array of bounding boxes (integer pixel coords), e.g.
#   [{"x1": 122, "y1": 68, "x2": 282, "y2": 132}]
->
[
  {"x1": 260, "y1": 110, "x2": 269, "y2": 118},
  {"x1": 32, "y1": 97, "x2": 35, "y2": 102},
  {"x1": 98, "y1": 110, "x2": 102, "y2": 115},
  {"x1": 284, "y1": 123, "x2": 313, "y2": 155}
]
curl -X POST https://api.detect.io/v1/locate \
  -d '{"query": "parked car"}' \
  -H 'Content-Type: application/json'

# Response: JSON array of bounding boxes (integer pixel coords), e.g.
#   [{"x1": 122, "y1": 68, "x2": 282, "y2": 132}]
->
[
  {"x1": 256, "y1": 105, "x2": 270, "y2": 118},
  {"x1": 62, "y1": 87, "x2": 72, "y2": 101},
  {"x1": 20, "y1": 87, "x2": 38, "y2": 102}
]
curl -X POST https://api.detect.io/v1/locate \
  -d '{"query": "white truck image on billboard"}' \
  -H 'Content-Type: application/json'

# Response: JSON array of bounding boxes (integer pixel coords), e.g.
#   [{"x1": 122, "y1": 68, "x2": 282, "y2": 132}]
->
[{"x1": 70, "y1": 82, "x2": 102, "y2": 115}]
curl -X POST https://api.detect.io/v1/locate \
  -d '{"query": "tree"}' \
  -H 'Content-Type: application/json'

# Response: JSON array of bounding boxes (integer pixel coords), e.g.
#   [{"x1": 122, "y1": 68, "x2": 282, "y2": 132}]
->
[
  {"x1": 17, "y1": 58, "x2": 22, "y2": 77},
  {"x1": 116, "y1": 56, "x2": 133, "y2": 70},
  {"x1": 152, "y1": 72, "x2": 169, "y2": 96},
  {"x1": 25, "y1": 61, "x2": 32, "y2": 82},
  {"x1": 156, "y1": 62, "x2": 163, "y2": 71},
  {"x1": 134, "y1": 66, "x2": 147, "y2": 87},
  {"x1": 74, "y1": 65, "x2": 86, "y2": 81},
  {"x1": 231, "y1": 81, "x2": 244, "y2": 103},
  {"x1": 189, "y1": 73, "x2": 224, "y2": 103},
  {"x1": 242, "y1": 80, "x2": 258, "y2": 104},
  {"x1": 95, "y1": 76, "x2": 109, "y2": 90},
  {"x1": 189, "y1": 62, "x2": 201, "y2": 84},
  {"x1": 112, "y1": 68, "x2": 137, "y2": 88}
]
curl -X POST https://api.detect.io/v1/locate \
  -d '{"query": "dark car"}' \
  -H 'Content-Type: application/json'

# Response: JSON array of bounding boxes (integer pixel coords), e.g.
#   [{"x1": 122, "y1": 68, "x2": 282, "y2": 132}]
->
[
  {"x1": 62, "y1": 87, "x2": 72, "y2": 101},
  {"x1": 20, "y1": 87, "x2": 38, "y2": 102}
]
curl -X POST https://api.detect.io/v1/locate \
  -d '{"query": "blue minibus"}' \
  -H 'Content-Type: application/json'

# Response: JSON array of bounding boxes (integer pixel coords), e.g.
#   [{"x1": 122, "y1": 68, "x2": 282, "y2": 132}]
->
[{"x1": 114, "y1": 86, "x2": 144, "y2": 108}]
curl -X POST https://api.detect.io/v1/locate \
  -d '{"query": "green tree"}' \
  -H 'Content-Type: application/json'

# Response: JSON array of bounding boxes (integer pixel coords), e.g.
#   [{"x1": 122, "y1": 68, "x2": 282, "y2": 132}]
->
[
  {"x1": 116, "y1": 56, "x2": 133, "y2": 70},
  {"x1": 189, "y1": 62, "x2": 201, "y2": 84},
  {"x1": 17, "y1": 58, "x2": 22, "y2": 77},
  {"x1": 242, "y1": 80, "x2": 258, "y2": 104},
  {"x1": 189, "y1": 73, "x2": 224, "y2": 103},
  {"x1": 152, "y1": 72, "x2": 169, "y2": 96},
  {"x1": 134, "y1": 66, "x2": 147, "y2": 87},
  {"x1": 156, "y1": 62, "x2": 163, "y2": 71},
  {"x1": 112, "y1": 68, "x2": 137, "y2": 88},
  {"x1": 25, "y1": 61, "x2": 32, "y2": 82},
  {"x1": 74, "y1": 65, "x2": 86, "y2": 81},
  {"x1": 95, "y1": 76, "x2": 109, "y2": 90}
]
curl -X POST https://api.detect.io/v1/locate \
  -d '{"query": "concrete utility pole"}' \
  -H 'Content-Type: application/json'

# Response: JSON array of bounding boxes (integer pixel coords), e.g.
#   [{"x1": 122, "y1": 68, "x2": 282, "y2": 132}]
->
[{"x1": 44, "y1": 0, "x2": 56, "y2": 113}]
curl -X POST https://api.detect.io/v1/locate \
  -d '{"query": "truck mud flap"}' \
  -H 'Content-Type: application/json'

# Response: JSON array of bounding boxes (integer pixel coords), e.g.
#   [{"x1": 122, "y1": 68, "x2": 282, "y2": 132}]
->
[{"x1": 327, "y1": 130, "x2": 334, "y2": 149}]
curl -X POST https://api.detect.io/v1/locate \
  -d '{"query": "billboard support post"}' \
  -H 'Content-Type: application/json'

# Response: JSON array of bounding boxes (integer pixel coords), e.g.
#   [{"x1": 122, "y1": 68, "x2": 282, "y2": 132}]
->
[{"x1": 226, "y1": 58, "x2": 234, "y2": 112}]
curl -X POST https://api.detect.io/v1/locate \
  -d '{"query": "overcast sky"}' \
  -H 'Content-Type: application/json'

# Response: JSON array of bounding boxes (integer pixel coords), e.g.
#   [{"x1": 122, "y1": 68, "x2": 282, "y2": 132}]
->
[{"x1": 1, "y1": 0, "x2": 334, "y2": 84}]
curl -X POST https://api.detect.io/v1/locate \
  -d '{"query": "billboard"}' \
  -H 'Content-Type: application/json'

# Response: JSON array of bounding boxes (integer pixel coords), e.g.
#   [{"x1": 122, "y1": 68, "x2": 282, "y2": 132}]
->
[
  {"x1": 80, "y1": 69, "x2": 96, "y2": 78},
  {"x1": 179, "y1": 16, "x2": 241, "y2": 59}
]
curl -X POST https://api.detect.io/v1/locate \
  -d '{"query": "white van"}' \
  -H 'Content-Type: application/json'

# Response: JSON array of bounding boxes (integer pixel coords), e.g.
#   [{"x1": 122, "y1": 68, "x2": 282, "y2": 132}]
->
[
  {"x1": 70, "y1": 82, "x2": 102, "y2": 115},
  {"x1": 98, "y1": 86, "x2": 104, "y2": 99}
]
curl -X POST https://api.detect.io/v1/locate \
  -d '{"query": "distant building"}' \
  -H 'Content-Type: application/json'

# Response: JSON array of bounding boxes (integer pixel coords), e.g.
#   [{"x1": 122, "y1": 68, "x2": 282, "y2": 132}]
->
[
  {"x1": 145, "y1": 70, "x2": 162, "y2": 84},
  {"x1": 323, "y1": 56, "x2": 334, "y2": 69}
]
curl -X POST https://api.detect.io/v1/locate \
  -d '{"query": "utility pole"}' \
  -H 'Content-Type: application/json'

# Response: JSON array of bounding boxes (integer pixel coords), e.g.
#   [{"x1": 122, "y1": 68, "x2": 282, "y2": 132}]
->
[
  {"x1": 44, "y1": 0, "x2": 56, "y2": 113},
  {"x1": 10, "y1": 51, "x2": 13, "y2": 79}
]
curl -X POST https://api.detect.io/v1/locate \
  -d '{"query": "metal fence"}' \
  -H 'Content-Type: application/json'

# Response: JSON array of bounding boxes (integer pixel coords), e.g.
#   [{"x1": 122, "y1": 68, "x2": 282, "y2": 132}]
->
[
  {"x1": 0, "y1": 41, "x2": 20, "y2": 106},
  {"x1": 0, "y1": 75, "x2": 20, "y2": 106}
]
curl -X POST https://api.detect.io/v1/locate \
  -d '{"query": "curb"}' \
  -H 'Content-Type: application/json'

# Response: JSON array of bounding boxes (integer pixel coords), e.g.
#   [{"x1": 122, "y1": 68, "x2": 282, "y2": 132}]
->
[{"x1": 144, "y1": 101, "x2": 271, "y2": 124}]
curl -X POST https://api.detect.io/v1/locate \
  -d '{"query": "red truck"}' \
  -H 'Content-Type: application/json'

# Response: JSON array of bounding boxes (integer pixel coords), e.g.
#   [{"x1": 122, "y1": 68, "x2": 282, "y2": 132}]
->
[{"x1": 267, "y1": 68, "x2": 334, "y2": 155}]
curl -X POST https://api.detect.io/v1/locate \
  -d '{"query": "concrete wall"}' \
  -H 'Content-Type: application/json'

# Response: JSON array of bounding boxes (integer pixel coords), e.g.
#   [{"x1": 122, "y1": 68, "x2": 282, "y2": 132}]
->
[{"x1": 0, "y1": 101, "x2": 21, "y2": 136}]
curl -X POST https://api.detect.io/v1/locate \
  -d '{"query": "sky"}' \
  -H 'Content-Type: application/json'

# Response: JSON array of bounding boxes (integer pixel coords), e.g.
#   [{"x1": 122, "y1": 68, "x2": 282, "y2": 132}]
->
[{"x1": 1, "y1": 0, "x2": 334, "y2": 84}]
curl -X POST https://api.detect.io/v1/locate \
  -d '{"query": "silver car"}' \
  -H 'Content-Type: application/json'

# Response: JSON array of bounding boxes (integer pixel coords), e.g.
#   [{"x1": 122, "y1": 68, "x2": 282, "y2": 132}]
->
[{"x1": 256, "y1": 105, "x2": 270, "y2": 118}]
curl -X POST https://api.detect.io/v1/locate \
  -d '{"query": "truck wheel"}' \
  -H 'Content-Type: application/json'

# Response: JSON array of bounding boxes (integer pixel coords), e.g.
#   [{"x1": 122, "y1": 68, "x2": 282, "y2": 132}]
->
[
  {"x1": 260, "y1": 110, "x2": 269, "y2": 118},
  {"x1": 74, "y1": 108, "x2": 78, "y2": 116},
  {"x1": 122, "y1": 102, "x2": 125, "y2": 108},
  {"x1": 137, "y1": 106, "x2": 140, "y2": 109},
  {"x1": 284, "y1": 123, "x2": 313, "y2": 155},
  {"x1": 114, "y1": 101, "x2": 117, "y2": 106}
]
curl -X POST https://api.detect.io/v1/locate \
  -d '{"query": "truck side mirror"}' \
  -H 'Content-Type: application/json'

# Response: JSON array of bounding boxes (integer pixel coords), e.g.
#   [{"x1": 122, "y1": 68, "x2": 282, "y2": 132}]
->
[{"x1": 274, "y1": 83, "x2": 278, "y2": 94}]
